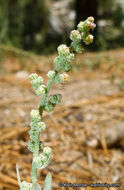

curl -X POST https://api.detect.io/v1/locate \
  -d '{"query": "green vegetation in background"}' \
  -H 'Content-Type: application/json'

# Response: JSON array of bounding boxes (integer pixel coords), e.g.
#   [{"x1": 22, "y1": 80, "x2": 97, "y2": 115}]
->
[
  {"x1": 0, "y1": 0, "x2": 124, "y2": 54},
  {"x1": 96, "y1": 1, "x2": 124, "y2": 51},
  {"x1": 0, "y1": 0, "x2": 49, "y2": 53}
]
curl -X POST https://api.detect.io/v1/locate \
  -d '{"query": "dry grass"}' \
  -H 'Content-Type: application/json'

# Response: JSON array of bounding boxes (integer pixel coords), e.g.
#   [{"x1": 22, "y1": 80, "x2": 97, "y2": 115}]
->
[{"x1": 0, "y1": 49, "x2": 124, "y2": 190}]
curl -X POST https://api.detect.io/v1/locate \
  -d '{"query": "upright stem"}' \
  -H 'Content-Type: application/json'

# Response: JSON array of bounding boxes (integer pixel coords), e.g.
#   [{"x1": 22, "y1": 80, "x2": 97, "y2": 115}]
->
[
  {"x1": 32, "y1": 132, "x2": 40, "y2": 184},
  {"x1": 32, "y1": 72, "x2": 57, "y2": 184},
  {"x1": 39, "y1": 71, "x2": 57, "y2": 115},
  {"x1": 46, "y1": 77, "x2": 54, "y2": 95}
]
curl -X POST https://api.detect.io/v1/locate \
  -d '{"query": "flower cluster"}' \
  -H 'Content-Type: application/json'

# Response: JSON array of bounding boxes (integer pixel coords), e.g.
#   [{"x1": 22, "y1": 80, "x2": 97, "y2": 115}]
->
[
  {"x1": 47, "y1": 70, "x2": 56, "y2": 79},
  {"x1": 29, "y1": 73, "x2": 46, "y2": 96},
  {"x1": 34, "y1": 147, "x2": 52, "y2": 169},
  {"x1": 16, "y1": 17, "x2": 96, "y2": 190},
  {"x1": 59, "y1": 72, "x2": 69, "y2": 83},
  {"x1": 70, "y1": 16, "x2": 96, "y2": 52},
  {"x1": 52, "y1": 44, "x2": 74, "y2": 88},
  {"x1": 28, "y1": 109, "x2": 46, "y2": 152},
  {"x1": 54, "y1": 44, "x2": 74, "y2": 72}
]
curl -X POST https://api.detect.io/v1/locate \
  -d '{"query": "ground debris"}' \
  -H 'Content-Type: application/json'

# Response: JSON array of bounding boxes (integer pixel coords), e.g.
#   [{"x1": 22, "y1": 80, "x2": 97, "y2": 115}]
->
[{"x1": 0, "y1": 49, "x2": 124, "y2": 189}]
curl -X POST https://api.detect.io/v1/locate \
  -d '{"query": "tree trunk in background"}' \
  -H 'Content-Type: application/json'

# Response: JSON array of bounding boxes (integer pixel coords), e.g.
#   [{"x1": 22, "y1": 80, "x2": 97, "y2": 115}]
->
[
  {"x1": 75, "y1": 0, "x2": 98, "y2": 25},
  {"x1": 75, "y1": 0, "x2": 98, "y2": 49}
]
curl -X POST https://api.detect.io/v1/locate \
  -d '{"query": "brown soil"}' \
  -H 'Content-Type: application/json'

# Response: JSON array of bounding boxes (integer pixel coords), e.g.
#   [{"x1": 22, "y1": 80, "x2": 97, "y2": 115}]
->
[{"x1": 0, "y1": 49, "x2": 124, "y2": 190}]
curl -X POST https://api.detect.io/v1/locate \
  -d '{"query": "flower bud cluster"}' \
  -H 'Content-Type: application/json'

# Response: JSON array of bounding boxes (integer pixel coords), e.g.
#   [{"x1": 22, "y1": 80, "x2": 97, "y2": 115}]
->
[
  {"x1": 47, "y1": 70, "x2": 56, "y2": 79},
  {"x1": 59, "y1": 72, "x2": 69, "y2": 83},
  {"x1": 70, "y1": 30, "x2": 82, "y2": 42},
  {"x1": 21, "y1": 181, "x2": 32, "y2": 190},
  {"x1": 53, "y1": 44, "x2": 74, "y2": 87},
  {"x1": 34, "y1": 147, "x2": 52, "y2": 169},
  {"x1": 70, "y1": 17, "x2": 95, "y2": 52},
  {"x1": 77, "y1": 17, "x2": 96, "y2": 33},
  {"x1": 54, "y1": 44, "x2": 74, "y2": 72},
  {"x1": 17, "y1": 17, "x2": 96, "y2": 189},
  {"x1": 28, "y1": 109, "x2": 46, "y2": 152},
  {"x1": 29, "y1": 73, "x2": 46, "y2": 96}
]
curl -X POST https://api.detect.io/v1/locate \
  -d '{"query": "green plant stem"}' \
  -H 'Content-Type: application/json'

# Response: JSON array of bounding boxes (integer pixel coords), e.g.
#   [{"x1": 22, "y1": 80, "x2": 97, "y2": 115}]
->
[
  {"x1": 32, "y1": 71, "x2": 57, "y2": 184},
  {"x1": 32, "y1": 132, "x2": 40, "y2": 184},
  {"x1": 46, "y1": 77, "x2": 54, "y2": 96},
  {"x1": 39, "y1": 70, "x2": 58, "y2": 115}
]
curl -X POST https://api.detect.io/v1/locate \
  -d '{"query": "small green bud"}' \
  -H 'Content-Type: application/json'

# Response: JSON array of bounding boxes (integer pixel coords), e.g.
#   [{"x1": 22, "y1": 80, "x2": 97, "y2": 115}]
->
[
  {"x1": 54, "y1": 54, "x2": 73, "y2": 72},
  {"x1": 31, "y1": 76, "x2": 44, "y2": 90},
  {"x1": 37, "y1": 76, "x2": 44, "y2": 84},
  {"x1": 59, "y1": 73, "x2": 69, "y2": 83},
  {"x1": 86, "y1": 21, "x2": 96, "y2": 30},
  {"x1": 71, "y1": 41, "x2": 83, "y2": 53},
  {"x1": 84, "y1": 34, "x2": 94, "y2": 45},
  {"x1": 70, "y1": 30, "x2": 82, "y2": 42},
  {"x1": 54, "y1": 56, "x2": 62, "y2": 71},
  {"x1": 29, "y1": 73, "x2": 38, "y2": 81},
  {"x1": 35, "y1": 85, "x2": 46, "y2": 96},
  {"x1": 47, "y1": 70, "x2": 56, "y2": 78},
  {"x1": 87, "y1": 16, "x2": 94, "y2": 23},
  {"x1": 77, "y1": 19, "x2": 96, "y2": 33},
  {"x1": 43, "y1": 147, "x2": 52, "y2": 155},
  {"x1": 49, "y1": 94, "x2": 61, "y2": 105},
  {"x1": 21, "y1": 181, "x2": 32, "y2": 190},
  {"x1": 30, "y1": 109, "x2": 41, "y2": 121},
  {"x1": 30, "y1": 121, "x2": 37, "y2": 130},
  {"x1": 77, "y1": 21, "x2": 84, "y2": 33},
  {"x1": 37, "y1": 121, "x2": 46, "y2": 132},
  {"x1": 57, "y1": 44, "x2": 70, "y2": 56}
]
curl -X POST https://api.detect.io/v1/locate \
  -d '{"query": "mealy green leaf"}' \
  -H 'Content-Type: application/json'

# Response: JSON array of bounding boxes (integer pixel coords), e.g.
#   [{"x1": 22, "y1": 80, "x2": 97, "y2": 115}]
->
[
  {"x1": 43, "y1": 173, "x2": 52, "y2": 190},
  {"x1": 32, "y1": 183, "x2": 41, "y2": 190}
]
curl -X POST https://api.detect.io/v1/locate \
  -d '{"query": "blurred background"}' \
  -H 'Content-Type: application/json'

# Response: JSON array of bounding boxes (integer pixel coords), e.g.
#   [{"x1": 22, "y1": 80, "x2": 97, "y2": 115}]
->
[
  {"x1": 0, "y1": 0, "x2": 124, "y2": 54},
  {"x1": 0, "y1": 0, "x2": 124, "y2": 190}
]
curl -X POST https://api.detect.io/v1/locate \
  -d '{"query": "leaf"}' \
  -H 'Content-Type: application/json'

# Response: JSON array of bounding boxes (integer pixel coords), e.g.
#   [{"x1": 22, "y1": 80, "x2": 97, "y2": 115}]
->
[
  {"x1": 37, "y1": 155, "x2": 51, "y2": 170},
  {"x1": 43, "y1": 173, "x2": 52, "y2": 190},
  {"x1": 16, "y1": 163, "x2": 22, "y2": 188},
  {"x1": 32, "y1": 183, "x2": 41, "y2": 190}
]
